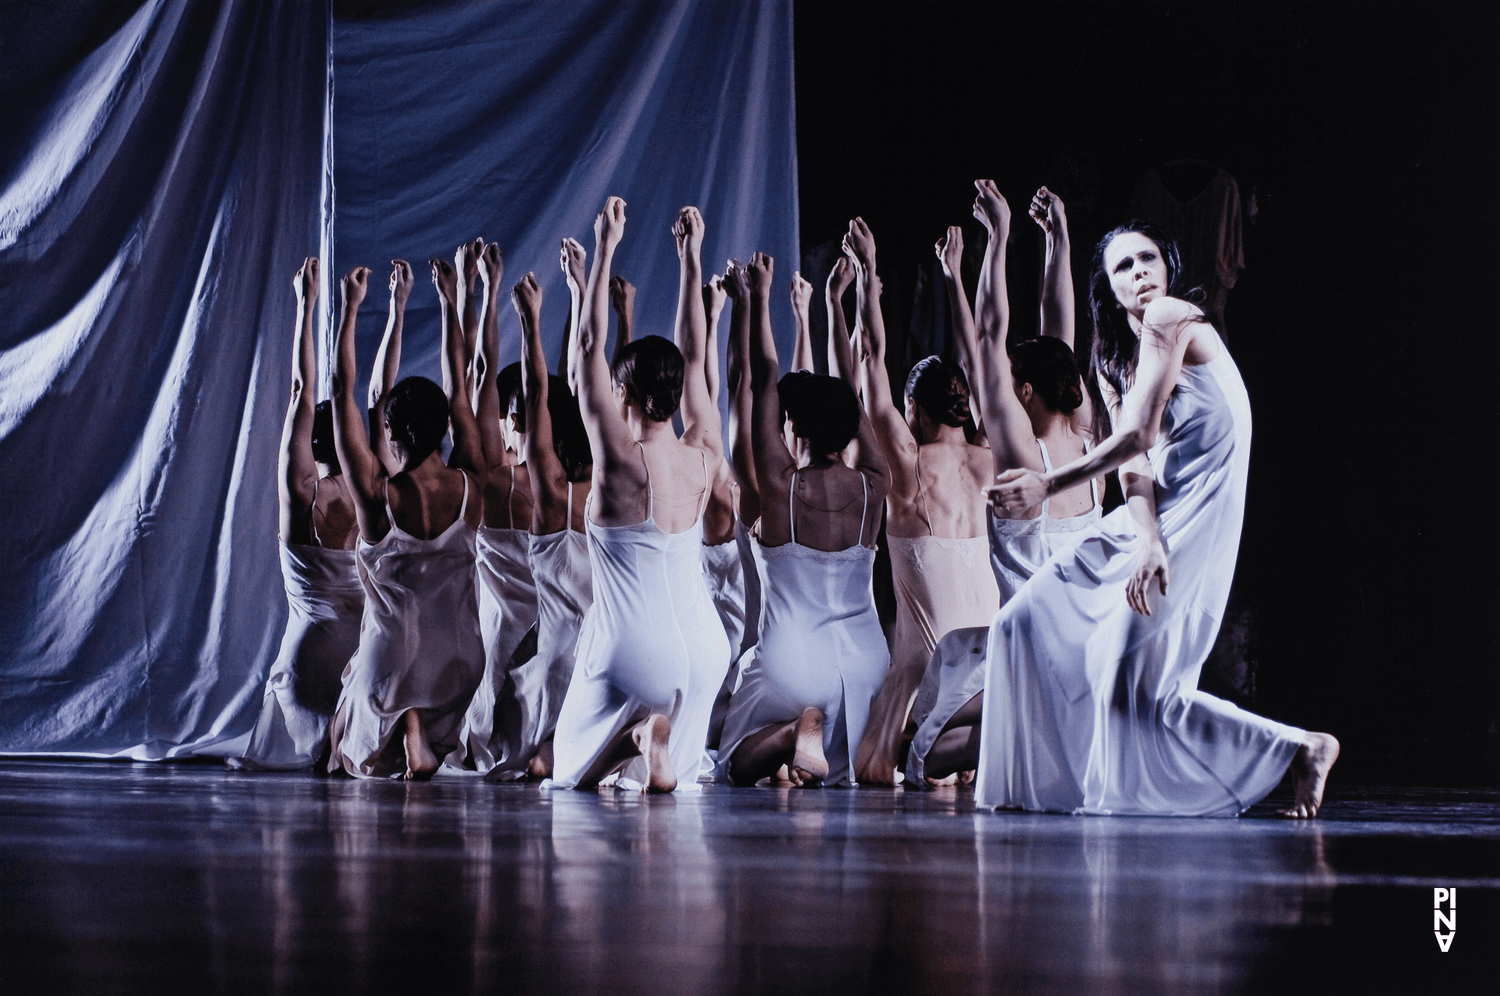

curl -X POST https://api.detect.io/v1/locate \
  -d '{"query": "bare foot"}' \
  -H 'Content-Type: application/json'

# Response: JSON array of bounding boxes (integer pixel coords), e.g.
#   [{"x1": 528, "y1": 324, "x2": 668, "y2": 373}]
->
[
  {"x1": 789, "y1": 707, "x2": 829, "y2": 787},
  {"x1": 526, "y1": 738, "x2": 554, "y2": 780},
  {"x1": 402, "y1": 710, "x2": 440, "y2": 781},
  {"x1": 1277, "y1": 732, "x2": 1339, "y2": 818},
  {"x1": 631, "y1": 714, "x2": 676, "y2": 793}
]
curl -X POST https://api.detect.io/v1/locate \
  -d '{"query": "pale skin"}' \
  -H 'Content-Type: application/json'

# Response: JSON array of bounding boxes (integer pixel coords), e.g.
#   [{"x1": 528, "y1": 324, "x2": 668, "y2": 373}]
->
[
  {"x1": 328, "y1": 259, "x2": 486, "y2": 780},
  {"x1": 571, "y1": 197, "x2": 723, "y2": 791},
  {"x1": 517, "y1": 271, "x2": 590, "y2": 538},
  {"x1": 845, "y1": 215, "x2": 992, "y2": 786},
  {"x1": 823, "y1": 256, "x2": 859, "y2": 390},
  {"x1": 560, "y1": 237, "x2": 588, "y2": 393},
  {"x1": 724, "y1": 252, "x2": 892, "y2": 787},
  {"x1": 472, "y1": 241, "x2": 535, "y2": 531},
  {"x1": 985, "y1": 229, "x2": 1340, "y2": 817},
  {"x1": 610, "y1": 274, "x2": 636, "y2": 365},
  {"x1": 280, "y1": 257, "x2": 358, "y2": 550},
  {"x1": 368, "y1": 259, "x2": 413, "y2": 477}
]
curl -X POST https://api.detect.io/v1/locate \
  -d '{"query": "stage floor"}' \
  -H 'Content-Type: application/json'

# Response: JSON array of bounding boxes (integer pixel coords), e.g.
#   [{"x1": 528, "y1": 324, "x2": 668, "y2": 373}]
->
[{"x1": 0, "y1": 761, "x2": 1495, "y2": 994}]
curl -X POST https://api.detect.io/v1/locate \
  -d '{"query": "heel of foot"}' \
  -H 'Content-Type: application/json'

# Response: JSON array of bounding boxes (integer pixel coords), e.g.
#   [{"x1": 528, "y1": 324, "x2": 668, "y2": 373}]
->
[{"x1": 792, "y1": 708, "x2": 829, "y2": 786}]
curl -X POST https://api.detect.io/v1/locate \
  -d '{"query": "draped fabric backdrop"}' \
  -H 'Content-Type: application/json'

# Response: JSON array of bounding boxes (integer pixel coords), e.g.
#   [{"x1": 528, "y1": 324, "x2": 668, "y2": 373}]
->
[{"x1": 0, "y1": 0, "x2": 798, "y2": 757}]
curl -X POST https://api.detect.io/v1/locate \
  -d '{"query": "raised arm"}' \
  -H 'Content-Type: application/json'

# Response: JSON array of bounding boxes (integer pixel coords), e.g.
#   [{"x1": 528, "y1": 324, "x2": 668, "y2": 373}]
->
[
  {"x1": 702, "y1": 274, "x2": 726, "y2": 406},
  {"x1": 935, "y1": 227, "x2": 986, "y2": 433},
  {"x1": 368, "y1": 259, "x2": 412, "y2": 476},
  {"x1": 560, "y1": 237, "x2": 588, "y2": 391},
  {"x1": 1030, "y1": 186, "x2": 1093, "y2": 432},
  {"x1": 576, "y1": 197, "x2": 640, "y2": 476},
  {"x1": 279, "y1": 257, "x2": 320, "y2": 543},
  {"x1": 747, "y1": 253, "x2": 795, "y2": 497},
  {"x1": 724, "y1": 262, "x2": 760, "y2": 525},
  {"x1": 331, "y1": 267, "x2": 385, "y2": 539},
  {"x1": 473, "y1": 242, "x2": 508, "y2": 468},
  {"x1": 671, "y1": 206, "x2": 722, "y2": 459},
  {"x1": 610, "y1": 275, "x2": 636, "y2": 366},
  {"x1": 790, "y1": 271, "x2": 815, "y2": 373},
  {"x1": 824, "y1": 257, "x2": 858, "y2": 389},
  {"x1": 844, "y1": 217, "x2": 916, "y2": 495},
  {"x1": 431, "y1": 257, "x2": 485, "y2": 477},
  {"x1": 971, "y1": 180, "x2": 1044, "y2": 475},
  {"x1": 515, "y1": 272, "x2": 568, "y2": 534},
  {"x1": 457, "y1": 238, "x2": 483, "y2": 387}
]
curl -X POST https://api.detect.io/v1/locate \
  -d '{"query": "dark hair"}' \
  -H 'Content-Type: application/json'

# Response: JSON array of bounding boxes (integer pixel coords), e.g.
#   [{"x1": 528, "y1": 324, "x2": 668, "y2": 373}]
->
[
  {"x1": 904, "y1": 355, "x2": 970, "y2": 428},
  {"x1": 779, "y1": 371, "x2": 860, "y2": 458},
  {"x1": 611, "y1": 335, "x2": 683, "y2": 423},
  {"x1": 497, "y1": 361, "x2": 525, "y2": 434},
  {"x1": 310, "y1": 400, "x2": 340, "y2": 471},
  {"x1": 1009, "y1": 337, "x2": 1083, "y2": 414},
  {"x1": 1087, "y1": 220, "x2": 1185, "y2": 400},
  {"x1": 383, "y1": 376, "x2": 449, "y2": 467},
  {"x1": 546, "y1": 375, "x2": 593, "y2": 482}
]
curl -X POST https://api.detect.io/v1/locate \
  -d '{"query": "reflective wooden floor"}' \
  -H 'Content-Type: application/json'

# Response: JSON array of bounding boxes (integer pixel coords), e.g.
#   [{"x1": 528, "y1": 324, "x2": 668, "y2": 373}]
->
[{"x1": 0, "y1": 761, "x2": 1496, "y2": 994}]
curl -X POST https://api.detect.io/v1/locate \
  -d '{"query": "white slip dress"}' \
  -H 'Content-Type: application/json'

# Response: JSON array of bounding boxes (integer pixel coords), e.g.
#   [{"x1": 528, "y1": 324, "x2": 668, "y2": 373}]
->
[
  {"x1": 549, "y1": 450, "x2": 731, "y2": 791},
  {"x1": 715, "y1": 473, "x2": 889, "y2": 787},
  {"x1": 234, "y1": 479, "x2": 364, "y2": 770},
  {"x1": 488, "y1": 484, "x2": 594, "y2": 780},
  {"x1": 975, "y1": 352, "x2": 1304, "y2": 815},
  {"x1": 451, "y1": 473, "x2": 539, "y2": 773},
  {"x1": 331, "y1": 474, "x2": 485, "y2": 778},
  {"x1": 701, "y1": 516, "x2": 754, "y2": 755},
  {"x1": 905, "y1": 441, "x2": 1100, "y2": 786}
]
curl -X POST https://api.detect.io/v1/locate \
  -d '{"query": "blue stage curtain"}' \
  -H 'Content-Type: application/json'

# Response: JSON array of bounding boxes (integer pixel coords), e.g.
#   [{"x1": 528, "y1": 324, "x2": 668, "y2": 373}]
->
[
  {"x1": 0, "y1": 0, "x2": 331, "y2": 756},
  {"x1": 330, "y1": 0, "x2": 800, "y2": 408}
]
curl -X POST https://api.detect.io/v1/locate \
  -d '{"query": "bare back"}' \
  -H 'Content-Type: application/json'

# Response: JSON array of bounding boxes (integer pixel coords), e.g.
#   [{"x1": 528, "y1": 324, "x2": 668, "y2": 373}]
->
[
  {"x1": 482, "y1": 461, "x2": 534, "y2": 531},
  {"x1": 885, "y1": 439, "x2": 992, "y2": 539},
  {"x1": 383, "y1": 462, "x2": 482, "y2": 540},
  {"x1": 591, "y1": 434, "x2": 714, "y2": 535},
  {"x1": 758, "y1": 463, "x2": 879, "y2": 552}
]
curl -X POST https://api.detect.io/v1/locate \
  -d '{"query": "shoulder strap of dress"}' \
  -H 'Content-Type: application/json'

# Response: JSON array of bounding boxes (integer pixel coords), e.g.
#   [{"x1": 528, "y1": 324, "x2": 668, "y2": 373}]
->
[
  {"x1": 382, "y1": 477, "x2": 394, "y2": 521},
  {"x1": 459, "y1": 470, "x2": 471, "y2": 520},
  {"x1": 859, "y1": 471, "x2": 869, "y2": 547},
  {"x1": 915, "y1": 446, "x2": 934, "y2": 536},
  {"x1": 1083, "y1": 437, "x2": 1099, "y2": 507},
  {"x1": 1035, "y1": 439, "x2": 1052, "y2": 517},
  {"x1": 309, "y1": 475, "x2": 322, "y2": 546},
  {"x1": 636, "y1": 439, "x2": 653, "y2": 521},
  {"x1": 507, "y1": 467, "x2": 517, "y2": 525},
  {"x1": 697, "y1": 448, "x2": 710, "y2": 520},
  {"x1": 788, "y1": 469, "x2": 798, "y2": 545}
]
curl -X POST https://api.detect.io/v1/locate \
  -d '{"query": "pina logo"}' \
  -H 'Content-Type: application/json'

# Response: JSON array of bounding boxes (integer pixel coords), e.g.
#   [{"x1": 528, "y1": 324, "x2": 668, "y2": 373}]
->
[{"x1": 1434, "y1": 888, "x2": 1457, "y2": 952}]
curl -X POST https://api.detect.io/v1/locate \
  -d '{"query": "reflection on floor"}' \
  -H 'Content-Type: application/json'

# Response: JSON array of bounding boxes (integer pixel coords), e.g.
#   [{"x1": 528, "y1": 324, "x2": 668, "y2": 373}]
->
[{"x1": 0, "y1": 761, "x2": 1496, "y2": 994}]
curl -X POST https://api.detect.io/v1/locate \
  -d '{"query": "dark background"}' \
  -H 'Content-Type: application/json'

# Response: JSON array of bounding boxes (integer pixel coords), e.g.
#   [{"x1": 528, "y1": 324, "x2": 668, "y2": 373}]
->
[{"x1": 794, "y1": 3, "x2": 1499, "y2": 784}]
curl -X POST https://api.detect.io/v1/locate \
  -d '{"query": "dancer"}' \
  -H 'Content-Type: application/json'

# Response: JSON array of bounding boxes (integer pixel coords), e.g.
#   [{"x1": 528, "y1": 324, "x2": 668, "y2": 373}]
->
[
  {"x1": 234, "y1": 257, "x2": 362, "y2": 770},
  {"x1": 549, "y1": 198, "x2": 731, "y2": 792},
  {"x1": 906, "y1": 185, "x2": 1104, "y2": 786},
  {"x1": 717, "y1": 251, "x2": 892, "y2": 787},
  {"x1": 980, "y1": 219, "x2": 1338, "y2": 817},
  {"x1": 492, "y1": 264, "x2": 595, "y2": 781},
  {"x1": 453, "y1": 241, "x2": 541, "y2": 773},
  {"x1": 327, "y1": 255, "x2": 486, "y2": 780},
  {"x1": 845, "y1": 216, "x2": 1000, "y2": 787},
  {"x1": 368, "y1": 259, "x2": 413, "y2": 476}
]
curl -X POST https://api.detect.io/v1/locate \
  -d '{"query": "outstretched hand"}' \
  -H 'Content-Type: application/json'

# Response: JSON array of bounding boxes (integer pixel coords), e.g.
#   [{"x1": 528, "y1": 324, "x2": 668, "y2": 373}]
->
[
  {"x1": 560, "y1": 237, "x2": 587, "y2": 291},
  {"x1": 477, "y1": 243, "x2": 504, "y2": 293},
  {"x1": 511, "y1": 271, "x2": 542, "y2": 323},
  {"x1": 295, "y1": 257, "x2": 320, "y2": 302},
  {"x1": 935, "y1": 225, "x2": 964, "y2": 275},
  {"x1": 972, "y1": 179, "x2": 1011, "y2": 235},
  {"x1": 1125, "y1": 538, "x2": 1169, "y2": 616},
  {"x1": 747, "y1": 252, "x2": 774, "y2": 296},
  {"x1": 342, "y1": 265, "x2": 370, "y2": 307},
  {"x1": 826, "y1": 255, "x2": 855, "y2": 299},
  {"x1": 723, "y1": 259, "x2": 749, "y2": 302},
  {"x1": 703, "y1": 274, "x2": 727, "y2": 317},
  {"x1": 789, "y1": 271, "x2": 813, "y2": 315},
  {"x1": 456, "y1": 238, "x2": 483, "y2": 290},
  {"x1": 429, "y1": 258, "x2": 457, "y2": 304},
  {"x1": 594, "y1": 196, "x2": 627, "y2": 250},
  {"x1": 609, "y1": 275, "x2": 636, "y2": 315},
  {"x1": 672, "y1": 205, "x2": 705, "y2": 259},
  {"x1": 842, "y1": 217, "x2": 876, "y2": 271},
  {"x1": 1028, "y1": 186, "x2": 1066, "y2": 237},
  {"x1": 388, "y1": 259, "x2": 413, "y2": 303},
  {"x1": 984, "y1": 467, "x2": 1046, "y2": 516}
]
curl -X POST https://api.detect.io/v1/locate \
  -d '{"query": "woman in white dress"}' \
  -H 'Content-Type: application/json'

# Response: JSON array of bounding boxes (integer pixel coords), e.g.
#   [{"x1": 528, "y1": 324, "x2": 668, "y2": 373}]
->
[
  {"x1": 716, "y1": 249, "x2": 892, "y2": 788},
  {"x1": 234, "y1": 258, "x2": 362, "y2": 770},
  {"x1": 905, "y1": 184, "x2": 1105, "y2": 786},
  {"x1": 981, "y1": 219, "x2": 1339, "y2": 817},
  {"x1": 843, "y1": 216, "x2": 1000, "y2": 786},
  {"x1": 549, "y1": 198, "x2": 730, "y2": 792},
  {"x1": 327, "y1": 256, "x2": 487, "y2": 780}
]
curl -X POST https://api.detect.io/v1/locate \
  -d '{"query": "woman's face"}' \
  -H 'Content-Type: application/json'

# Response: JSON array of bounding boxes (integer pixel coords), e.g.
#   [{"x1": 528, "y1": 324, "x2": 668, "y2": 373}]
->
[{"x1": 1103, "y1": 232, "x2": 1168, "y2": 317}]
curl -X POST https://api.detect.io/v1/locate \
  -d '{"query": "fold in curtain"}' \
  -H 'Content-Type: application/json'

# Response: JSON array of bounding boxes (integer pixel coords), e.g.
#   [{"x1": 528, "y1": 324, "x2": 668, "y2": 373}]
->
[{"x1": 0, "y1": 0, "x2": 330, "y2": 756}]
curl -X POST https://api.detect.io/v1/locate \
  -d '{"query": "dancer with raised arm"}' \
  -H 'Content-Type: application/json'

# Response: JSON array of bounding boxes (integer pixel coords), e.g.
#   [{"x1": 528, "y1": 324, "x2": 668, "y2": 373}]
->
[
  {"x1": 368, "y1": 259, "x2": 413, "y2": 476},
  {"x1": 844, "y1": 216, "x2": 1000, "y2": 786},
  {"x1": 906, "y1": 184, "x2": 1105, "y2": 786},
  {"x1": 978, "y1": 219, "x2": 1338, "y2": 817},
  {"x1": 452, "y1": 241, "x2": 541, "y2": 773},
  {"x1": 550, "y1": 199, "x2": 730, "y2": 792},
  {"x1": 716, "y1": 251, "x2": 892, "y2": 787},
  {"x1": 327, "y1": 255, "x2": 486, "y2": 780},
  {"x1": 491, "y1": 266, "x2": 595, "y2": 781},
  {"x1": 234, "y1": 258, "x2": 363, "y2": 770}
]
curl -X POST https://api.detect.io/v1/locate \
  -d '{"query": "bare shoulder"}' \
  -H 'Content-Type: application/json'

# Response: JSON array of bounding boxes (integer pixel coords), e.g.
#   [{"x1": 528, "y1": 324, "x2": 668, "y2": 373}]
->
[{"x1": 1142, "y1": 296, "x2": 1203, "y2": 332}]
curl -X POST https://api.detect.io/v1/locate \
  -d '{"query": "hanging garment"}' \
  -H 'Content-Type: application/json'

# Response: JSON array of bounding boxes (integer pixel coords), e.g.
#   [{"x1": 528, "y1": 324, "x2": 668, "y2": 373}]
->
[
  {"x1": 904, "y1": 441, "x2": 1100, "y2": 786},
  {"x1": 704, "y1": 517, "x2": 761, "y2": 754},
  {"x1": 1129, "y1": 164, "x2": 1245, "y2": 332},
  {"x1": 331, "y1": 475, "x2": 484, "y2": 778},
  {"x1": 975, "y1": 352, "x2": 1303, "y2": 815},
  {"x1": 550, "y1": 451, "x2": 730, "y2": 791},
  {"x1": 715, "y1": 473, "x2": 888, "y2": 787}
]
